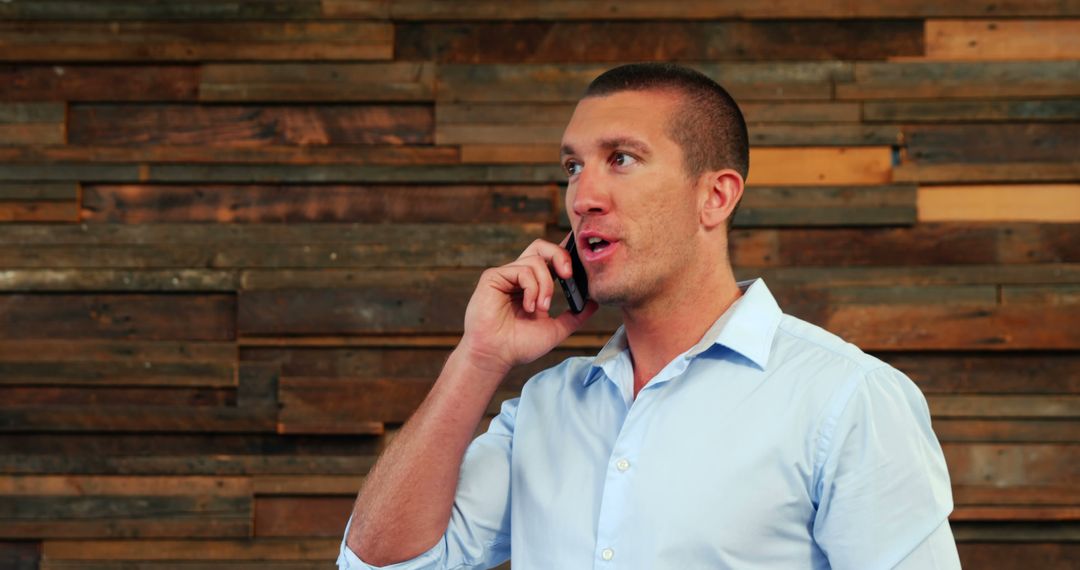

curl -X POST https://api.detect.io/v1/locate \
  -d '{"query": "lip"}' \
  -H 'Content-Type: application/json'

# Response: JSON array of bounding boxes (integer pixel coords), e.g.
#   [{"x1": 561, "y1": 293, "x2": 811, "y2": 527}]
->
[{"x1": 577, "y1": 230, "x2": 619, "y2": 263}]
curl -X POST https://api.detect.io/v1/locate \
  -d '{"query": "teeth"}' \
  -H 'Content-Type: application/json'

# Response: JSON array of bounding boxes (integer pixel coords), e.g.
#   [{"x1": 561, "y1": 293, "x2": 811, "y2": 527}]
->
[{"x1": 587, "y1": 237, "x2": 603, "y2": 245}]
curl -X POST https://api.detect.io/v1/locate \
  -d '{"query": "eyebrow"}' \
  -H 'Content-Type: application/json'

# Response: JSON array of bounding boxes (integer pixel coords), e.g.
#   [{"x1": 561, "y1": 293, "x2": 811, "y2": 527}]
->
[{"x1": 560, "y1": 136, "x2": 652, "y2": 159}]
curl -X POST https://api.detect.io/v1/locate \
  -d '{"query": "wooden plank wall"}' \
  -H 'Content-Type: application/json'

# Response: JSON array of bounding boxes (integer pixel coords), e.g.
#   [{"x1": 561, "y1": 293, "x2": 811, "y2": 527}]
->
[{"x1": 0, "y1": 1, "x2": 1078, "y2": 568}]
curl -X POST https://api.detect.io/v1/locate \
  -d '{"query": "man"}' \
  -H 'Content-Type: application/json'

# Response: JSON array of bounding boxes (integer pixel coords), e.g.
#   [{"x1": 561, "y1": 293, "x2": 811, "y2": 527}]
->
[{"x1": 338, "y1": 63, "x2": 960, "y2": 569}]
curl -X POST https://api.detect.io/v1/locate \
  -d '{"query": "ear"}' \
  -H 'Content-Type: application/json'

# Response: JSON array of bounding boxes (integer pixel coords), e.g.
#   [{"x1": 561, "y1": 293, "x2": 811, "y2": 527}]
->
[{"x1": 700, "y1": 169, "x2": 744, "y2": 230}]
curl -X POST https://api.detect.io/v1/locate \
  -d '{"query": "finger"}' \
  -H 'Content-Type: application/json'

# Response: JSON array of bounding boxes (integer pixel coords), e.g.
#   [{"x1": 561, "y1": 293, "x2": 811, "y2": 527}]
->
[
  {"x1": 517, "y1": 238, "x2": 574, "y2": 280},
  {"x1": 550, "y1": 300, "x2": 599, "y2": 340},
  {"x1": 511, "y1": 264, "x2": 540, "y2": 313},
  {"x1": 516, "y1": 255, "x2": 556, "y2": 313}
]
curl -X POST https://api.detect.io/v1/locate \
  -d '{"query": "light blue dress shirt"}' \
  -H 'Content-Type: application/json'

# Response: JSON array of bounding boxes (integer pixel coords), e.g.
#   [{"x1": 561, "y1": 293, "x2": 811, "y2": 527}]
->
[{"x1": 339, "y1": 279, "x2": 960, "y2": 569}]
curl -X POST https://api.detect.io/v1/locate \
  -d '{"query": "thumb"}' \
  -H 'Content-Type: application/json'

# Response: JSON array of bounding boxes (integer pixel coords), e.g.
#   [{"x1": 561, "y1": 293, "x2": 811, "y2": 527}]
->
[{"x1": 550, "y1": 300, "x2": 599, "y2": 341}]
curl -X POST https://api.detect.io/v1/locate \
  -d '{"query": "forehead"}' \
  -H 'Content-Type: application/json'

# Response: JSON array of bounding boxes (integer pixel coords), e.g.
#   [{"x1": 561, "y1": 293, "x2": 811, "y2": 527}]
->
[{"x1": 561, "y1": 89, "x2": 682, "y2": 152}]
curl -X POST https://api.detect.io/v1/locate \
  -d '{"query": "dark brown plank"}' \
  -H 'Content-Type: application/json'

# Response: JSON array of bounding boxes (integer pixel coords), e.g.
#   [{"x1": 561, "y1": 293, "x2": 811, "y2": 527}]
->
[
  {"x1": 904, "y1": 123, "x2": 1080, "y2": 164},
  {"x1": 0, "y1": 201, "x2": 77, "y2": 222},
  {"x1": 0, "y1": 405, "x2": 274, "y2": 433},
  {"x1": 864, "y1": 99, "x2": 1080, "y2": 122},
  {"x1": 0, "y1": 294, "x2": 235, "y2": 340},
  {"x1": 0, "y1": 454, "x2": 377, "y2": 476},
  {"x1": 837, "y1": 61, "x2": 1080, "y2": 100},
  {"x1": 732, "y1": 185, "x2": 915, "y2": 227},
  {"x1": 68, "y1": 105, "x2": 432, "y2": 146},
  {"x1": 389, "y1": 0, "x2": 1080, "y2": 19},
  {"x1": 935, "y1": 420, "x2": 1079, "y2": 443},
  {"x1": 0, "y1": 0, "x2": 330, "y2": 19},
  {"x1": 894, "y1": 162, "x2": 1080, "y2": 183},
  {"x1": 0, "y1": 145, "x2": 459, "y2": 165},
  {"x1": 0, "y1": 182, "x2": 74, "y2": 201},
  {"x1": 0, "y1": 163, "x2": 141, "y2": 182},
  {"x1": 0, "y1": 386, "x2": 233, "y2": 407},
  {"x1": 144, "y1": 164, "x2": 566, "y2": 184},
  {"x1": 944, "y1": 443, "x2": 1079, "y2": 486},
  {"x1": 398, "y1": 21, "x2": 922, "y2": 63},
  {"x1": 0, "y1": 65, "x2": 198, "y2": 102},
  {"x1": 82, "y1": 184, "x2": 556, "y2": 224},
  {"x1": 928, "y1": 396, "x2": 1080, "y2": 419},
  {"x1": 0, "y1": 433, "x2": 378, "y2": 459},
  {"x1": 0, "y1": 22, "x2": 392, "y2": 61},
  {"x1": 200, "y1": 63, "x2": 434, "y2": 102},
  {"x1": 437, "y1": 62, "x2": 852, "y2": 103},
  {"x1": 0, "y1": 541, "x2": 38, "y2": 570},
  {"x1": 42, "y1": 538, "x2": 340, "y2": 561},
  {"x1": 254, "y1": 496, "x2": 353, "y2": 537},
  {"x1": 0, "y1": 102, "x2": 64, "y2": 144},
  {"x1": 957, "y1": 543, "x2": 1080, "y2": 570},
  {"x1": 0, "y1": 269, "x2": 239, "y2": 292},
  {"x1": 880, "y1": 352, "x2": 1080, "y2": 394},
  {"x1": 953, "y1": 521, "x2": 1080, "y2": 541}
]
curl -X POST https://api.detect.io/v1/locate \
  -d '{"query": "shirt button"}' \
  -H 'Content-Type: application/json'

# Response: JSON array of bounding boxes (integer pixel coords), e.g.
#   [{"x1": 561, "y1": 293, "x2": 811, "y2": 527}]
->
[
  {"x1": 615, "y1": 458, "x2": 631, "y2": 472},
  {"x1": 601, "y1": 548, "x2": 614, "y2": 560}
]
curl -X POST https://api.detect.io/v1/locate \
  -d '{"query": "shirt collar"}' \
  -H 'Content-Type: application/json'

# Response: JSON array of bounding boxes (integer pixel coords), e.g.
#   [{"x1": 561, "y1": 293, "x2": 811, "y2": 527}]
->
[{"x1": 583, "y1": 278, "x2": 782, "y2": 387}]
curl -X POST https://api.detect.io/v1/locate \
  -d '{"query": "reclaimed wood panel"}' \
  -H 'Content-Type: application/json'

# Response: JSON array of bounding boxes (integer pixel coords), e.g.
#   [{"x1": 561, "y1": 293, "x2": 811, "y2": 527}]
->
[
  {"x1": 0, "y1": 0, "x2": 334, "y2": 20},
  {"x1": 0, "y1": 102, "x2": 64, "y2": 145},
  {"x1": 200, "y1": 62, "x2": 434, "y2": 102},
  {"x1": 0, "y1": 294, "x2": 235, "y2": 340},
  {"x1": 0, "y1": 406, "x2": 275, "y2": 433},
  {"x1": 863, "y1": 99, "x2": 1080, "y2": 122},
  {"x1": 254, "y1": 496, "x2": 353, "y2": 537},
  {"x1": 836, "y1": 61, "x2": 1080, "y2": 100},
  {"x1": 438, "y1": 62, "x2": 852, "y2": 103},
  {"x1": 0, "y1": 22, "x2": 392, "y2": 62},
  {"x1": 882, "y1": 352, "x2": 1080, "y2": 395},
  {"x1": 724, "y1": 185, "x2": 915, "y2": 227},
  {"x1": 0, "y1": 145, "x2": 460, "y2": 165},
  {"x1": 0, "y1": 386, "x2": 234, "y2": 408},
  {"x1": 918, "y1": 185, "x2": 1080, "y2": 222},
  {"x1": 398, "y1": 21, "x2": 922, "y2": 63},
  {"x1": 82, "y1": 184, "x2": 555, "y2": 224},
  {"x1": 42, "y1": 538, "x2": 339, "y2": 561},
  {"x1": 925, "y1": 19, "x2": 1080, "y2": 60},
  {"x1": 0, "y1": 201, "x2": 77, "y2": 222},
  {"x1": 0, "y1": 541, "x2": 37, "y2": 570},
  {"x1": 904, "y1": 123, "x2": 1080, "y2": 165},
  {"x1": 68, "y1": 105, "x2": 433, "y2": 147},
  {"x1": 0, "y1": 65, "x2": 199, "y2": 102},
  {"x1": 895, "y1": 162, "x2": 1080, "y2": 184},
  {"x1": 141, "y1": 164, "x2": 566, "y2": 184}
]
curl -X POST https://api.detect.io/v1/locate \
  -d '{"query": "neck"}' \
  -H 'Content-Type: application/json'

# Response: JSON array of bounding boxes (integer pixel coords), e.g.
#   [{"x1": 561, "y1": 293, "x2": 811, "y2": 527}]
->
[{"x1": 622, "y1": 257, "x2": 742, "y2": 399}]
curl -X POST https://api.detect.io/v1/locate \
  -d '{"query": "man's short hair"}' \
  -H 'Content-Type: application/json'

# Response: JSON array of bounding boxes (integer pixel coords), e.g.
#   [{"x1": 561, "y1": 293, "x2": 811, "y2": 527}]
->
[{"x1": 582, "y1": 63, "x2": 750, "y2": 183}]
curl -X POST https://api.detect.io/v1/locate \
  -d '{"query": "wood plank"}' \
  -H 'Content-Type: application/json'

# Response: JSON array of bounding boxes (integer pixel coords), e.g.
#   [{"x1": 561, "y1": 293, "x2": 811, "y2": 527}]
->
[
  {"x1": 0, "y1": 361, "x2": 234, "y2": 389},
  {"x1": 748, "y1": 124, "x2": 901, "y2": 146},
  {"x1": 745, "y1": 264, "x2": 1080, "y2": 288},
  {"x1": 254, "y1": 496, "x2": 353, "y2": 537},
  {"x1": 863, "y1": 99, "x2": 1080, "y2": 122},
  {"x1": 0, "y1": 269, "x2": 239, "y2": 291},
  {"x1": 918, "y1": 185, "x2": 1080, "y2": 222},
  {"x1": 39, "y1": 562, "x2": 336, "y2": 570},
  {"x1": 0, "y1": 454, "x2": 376, "y2": 476},
  {"x1": 0, "y1": 541, "x2": 37, "y2": 570},
  {"x1": 935, "y1": 420, "x2": 1079, "y2": 443},
  {"x1": 0, "y1": 145, "x2": 460, "y2": 165},
  {"x1": 954, "y1": 485, "x2": 1080, "y2": 506},
  {"x1": 0, "y1": 201, "x2": 77, "y2": 222},
  {"x1": 0, "y1": 0, "x2": 332, "y2": 20},
  {"x1": 200, "y1": 62, "x2": 434, "y2": 102},
  {"x1": 0, "y1": 475, "x2": 248, "y2": 495},
  {"x1": 0, "y1": 496, "x2": 251, "y2": 538},
  {"x1": 903, "y1": 123, "x2": 1079, "y2": 164},
  {"x1": 928, "y1": 396, "x2": 1080, "y2": 418},
  {"x1": 0, "y1": 386, "x2": 234, "y2": 407},
  {"x1": 957, "y1": 543, "x2": 1080, "y2": 570},
  {"x1": 0, "y1": 163, "x2": 141, "y2": 182},
  {"x1": 0, "y1": 182, "x2": 74, "y2": 201},
  {"x1": 0, "y1": 405, "x2": 274, "y2": 433},
  {"x1": 389, "y1": 0, "x2": 1080, "y2": 19},
  {"x1": 0, "y1": 294, "x2": 235, "y2": 340},
  {"x1": 0, "y1": 65, "x2": 199, "y2": 102},
  {"x1": 252, "y1": 475, "x2": 363, "y2": 496},
  {"x1": 951, "y1": 506, "x2": 1080, "y2": 521},
  {"x1": 732, "y1": 185, "x2": 915, "y2": 227},
  {"x1": 398, "y1": 21, "x2": 922, "y2": 63},
  {"x1": 68, "y1": 105, "x2": 432, "y2": 146},
  {"x1": 145, "y1": 164, "x2": 566, "y2": 184},
  {"x1": 81, "y1": 184, "x2": 556, "y2": 224},
  {"x1": 836, "y1": 61, "x2": 1080, "y2": 100},
  {"x1": 953, "y1": 521, "x2": 1080, "y2": 542},
  {"x1": 437, "y1": 62, "x2": 852, "y2": 103},
  {"x1": 925, "y1": 19, "x2": 1080, "y2": 60},
  {"x1": 0, "y1": 102, "x2": 64, "y2": 144},
  {"x1": 0, "y1": 22, "x2": 392, "y2": 61},
  {"x1": 0, "y1": 432, "x2": 379, "y2": 460},
  {"x1": 881, "y1": 352, "x2": 1080, "y2": 395},
  {"x1": 943, "y1": 443, "x2": 1079, "y2": 486},
  {"x1": 895, "y1": 162, "x2": 1080, "y2": 184},
  {"x1": 43, "y1": 538, "x2": 339, "y2": 561}
]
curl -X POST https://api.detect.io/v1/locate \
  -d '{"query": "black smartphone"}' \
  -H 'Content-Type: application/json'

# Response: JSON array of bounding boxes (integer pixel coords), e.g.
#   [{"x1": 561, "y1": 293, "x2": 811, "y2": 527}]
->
[{"x1": 555, "y1": 232, "x2": 589, "y2": 313}]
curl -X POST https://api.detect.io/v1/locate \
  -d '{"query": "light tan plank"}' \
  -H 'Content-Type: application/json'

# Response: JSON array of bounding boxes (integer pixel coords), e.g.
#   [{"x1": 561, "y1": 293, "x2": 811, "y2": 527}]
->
[{"x1": 918, "y1": 184, "x2": 1080, "y2": 222}]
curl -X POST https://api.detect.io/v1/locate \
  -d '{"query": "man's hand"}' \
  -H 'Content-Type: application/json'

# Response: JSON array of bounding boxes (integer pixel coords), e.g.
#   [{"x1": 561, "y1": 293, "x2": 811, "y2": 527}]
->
[{"x1": 459, "y1": 238, "x2": 598, "y2": 376}]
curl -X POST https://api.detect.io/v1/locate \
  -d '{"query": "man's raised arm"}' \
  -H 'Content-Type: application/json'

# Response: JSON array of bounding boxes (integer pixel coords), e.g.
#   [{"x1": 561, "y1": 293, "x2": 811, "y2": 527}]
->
[{"x1": 344, "y1": 239, "x2": 597, "y2": 566}]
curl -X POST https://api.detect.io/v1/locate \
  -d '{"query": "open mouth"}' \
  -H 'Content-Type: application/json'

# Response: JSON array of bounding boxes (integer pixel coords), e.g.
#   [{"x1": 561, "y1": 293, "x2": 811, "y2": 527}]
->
[{"x1": 585, "y1": 236, "x2": 612, "y2": 253}]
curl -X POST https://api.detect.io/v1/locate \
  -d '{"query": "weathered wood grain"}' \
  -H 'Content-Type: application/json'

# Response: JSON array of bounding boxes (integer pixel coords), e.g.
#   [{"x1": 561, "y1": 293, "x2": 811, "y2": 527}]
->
[
  {"x1": 0, "y1": 454, "x2": 377, "y2": 476},
  {"x1": 881, "y1": 352, "x2": 1080, "y2": 395},
  {"x1": 918, "y1": 185, "x2": 1080, "y2": 222},
  {"x1": 254, "y1": 496, "x2": 353, "y2": 537},
  {"x1": 863, "y1": 99, "x2": 1080, "y2": 122},
  {"x1": 200, "y1": 63, "x2": 434, "y2": 102},
  {"x1": 0, "y1": 496, "x2": 251, "y2": 538},
  {"x1": 68, "y1": 105, "x2": 433, "y2": 146},
  {"x1": 0, "y1": 145, "x2": 460, "y2": 165},
  {"x1": 894, "y1": 162, "x2": 1080, "y2": 184},
  {"x1": 0, "y1": 406, "x2": 274, "y2": 433},
  {"x1": 953, "y1": 522, "x2": 1080, "y2": 542},
  {"x1": 935, "y1": 420, "x2": 1079, "y2": 443},
  {"x1": 0, "y1": 163, "x2": 141, "y2": 182},
  {"x1": 0, "y1": 182, "x2": 74, "y2": 201},
  {"x1": 943, "y1": 443, "x2": 1079, "y2": 486},
  {"x1": 836, "y1": 61, "x2": 1080, "y2": 100},
  {"x1": 903, "y1": 123, "x2": 1080, "y2": 165},
  {"x1": 0, "y1": 433, "x2": 379, "y2": 461},
  {"x1": 0, "y1": 386, "x2": 234, "y2": 408},
  {"x1": 925, "y1": 19, "x2": 1080, "y2": 60},
  {"x1": 0, "y1": 541, "x2": 37, "y2": 570},
  {"x1": 0, "y1": 269, "x2": 239, "y2": 291},
  {"x1": 42, "y1": 537, "x2": 340, "y2": 561},
  {"x1": 732, "y1": 185, "x2": 916, "y2": 226},
  {"x1": 928, "y1": 396, "x2": 1080, "y2": 418},
  {"x1": 0, "y1": 201, "x2": 77, "y2": 222},
  {"x1": 0, "y1": 0, "x2": 334, "y2": 20},
  {"x1": 143, "y1": 164, "x2": 566, "y2": 184},
  {"x1": 81, "y1": 184, "x2": 556, "y2": 224},
  {"x1": 0, "y1": 294, "x2": 235, "y2": 340},
  {"x1": 438, "y1": 63, "x2": 852, "y2": 103},
  {"x1": 398, "y1": 21, "x2": 922, "y2": 63},
  {"x1": 0, "y1": 22, "x2": 393, "y2": 61},
  {"x1": 0, "y1": 102, "x2": 64, "y2": 144},
  {"x1": 0, "y1": 65, "x2": 199, "y2": 102}
]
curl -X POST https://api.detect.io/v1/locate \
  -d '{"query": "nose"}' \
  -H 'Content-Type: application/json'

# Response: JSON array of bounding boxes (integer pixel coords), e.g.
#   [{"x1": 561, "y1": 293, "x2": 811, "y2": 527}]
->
[{"x1": 569, "y1": 166, "x2": 610, "y2": 218}]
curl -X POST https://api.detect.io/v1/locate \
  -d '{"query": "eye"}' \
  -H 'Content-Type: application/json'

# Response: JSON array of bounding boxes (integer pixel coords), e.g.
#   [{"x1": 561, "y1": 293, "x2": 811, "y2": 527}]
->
[
  {"x1": 612, "y1": 152, "x2": 638, "y2": 168},
  {"x1": 564, "y1": 159, "x2": 582, "y2": 176}
]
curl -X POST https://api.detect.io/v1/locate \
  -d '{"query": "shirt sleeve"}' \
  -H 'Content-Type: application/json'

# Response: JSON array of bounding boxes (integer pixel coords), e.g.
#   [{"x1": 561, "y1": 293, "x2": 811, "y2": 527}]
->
[
  {"x1": 337, "y1": 397, "x2": 519, "y2": 570},
  {"x1": 812, "y1": 366, "x2": 959, "y2": 570}
]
